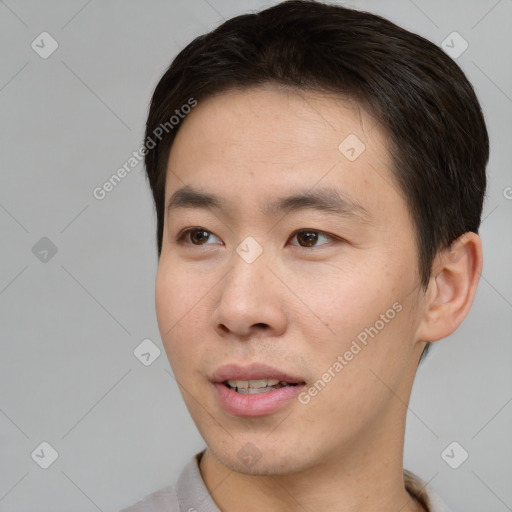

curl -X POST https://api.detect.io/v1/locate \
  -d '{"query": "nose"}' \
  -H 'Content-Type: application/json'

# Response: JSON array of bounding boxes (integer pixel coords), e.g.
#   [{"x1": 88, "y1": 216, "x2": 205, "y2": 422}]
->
[{"x1": 212, "y1": 251, "x2": 288, "y2": 339}]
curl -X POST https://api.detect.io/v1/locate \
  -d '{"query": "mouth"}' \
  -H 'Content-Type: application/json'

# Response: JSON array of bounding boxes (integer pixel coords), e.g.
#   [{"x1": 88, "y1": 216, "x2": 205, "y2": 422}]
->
[
  {"x1": 211, "y1": 363, "x2": 306, "y2": 388},
  {"x1": 223, "y1": 378, "x2": 302, "y2": 394},
  {"x1": 210, "y1": 363, "x2": 307, "y2": 417}
]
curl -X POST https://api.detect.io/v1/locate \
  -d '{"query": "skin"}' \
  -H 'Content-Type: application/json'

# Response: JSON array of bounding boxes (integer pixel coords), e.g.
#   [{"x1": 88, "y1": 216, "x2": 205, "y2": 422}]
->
[{"x1": 155, "y1": 84, "x2": 482, "y2": 512}]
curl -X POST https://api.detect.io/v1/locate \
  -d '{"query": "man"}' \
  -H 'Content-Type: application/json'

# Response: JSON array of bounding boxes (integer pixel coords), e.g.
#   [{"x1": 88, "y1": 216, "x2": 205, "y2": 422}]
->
[{"x1": 122, "y1": 1, "x2": 488, "y2": 510}]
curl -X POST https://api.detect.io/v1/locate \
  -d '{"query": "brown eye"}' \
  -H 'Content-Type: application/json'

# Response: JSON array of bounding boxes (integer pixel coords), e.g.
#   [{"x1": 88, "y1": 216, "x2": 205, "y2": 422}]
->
[
  {"x1": 179, "y1": 228, "x2": 221, "y2": 245},
  {"x1": 189, "y1": 229, "x2": 210, "y2": 244},
  {"x1": 291, "y1": 230, "x2": 333, "y2": 248}
]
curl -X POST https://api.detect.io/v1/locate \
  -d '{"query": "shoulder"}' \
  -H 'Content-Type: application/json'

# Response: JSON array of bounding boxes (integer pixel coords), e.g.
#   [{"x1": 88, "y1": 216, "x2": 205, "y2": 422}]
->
[
  {"x1": 404, "y1": 469, "x2": 453, "y2": 512},
  {"x1": 119, "y1": 451, "x2": 212, "y2": 512},
  {"x1": 119, "y1": 483, "x2": 180, "y2": 512}
]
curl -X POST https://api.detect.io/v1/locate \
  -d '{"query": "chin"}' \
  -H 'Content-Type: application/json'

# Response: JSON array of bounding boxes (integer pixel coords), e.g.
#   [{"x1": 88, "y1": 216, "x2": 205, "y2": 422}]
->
[{"x1": 206, "y1": 437, "x2": 316, "y2": 477}]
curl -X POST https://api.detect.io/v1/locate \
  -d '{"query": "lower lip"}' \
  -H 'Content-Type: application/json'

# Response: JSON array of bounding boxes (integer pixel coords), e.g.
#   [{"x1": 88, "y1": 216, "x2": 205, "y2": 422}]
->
[{"x1": 213, "y1": 383, "x2": 305, "y2": 417}]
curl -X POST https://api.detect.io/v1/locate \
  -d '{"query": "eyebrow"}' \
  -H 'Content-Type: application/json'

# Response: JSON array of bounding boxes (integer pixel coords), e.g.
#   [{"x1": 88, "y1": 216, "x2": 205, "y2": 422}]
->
[{"x1": 167, "y1": 184, "x2": 371, "y2": 222}]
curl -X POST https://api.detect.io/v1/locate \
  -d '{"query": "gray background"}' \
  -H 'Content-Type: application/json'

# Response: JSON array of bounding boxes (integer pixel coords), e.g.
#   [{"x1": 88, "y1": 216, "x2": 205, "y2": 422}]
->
[{"x1": 0, "y1": 0, "x2": 511, "y2": 511}]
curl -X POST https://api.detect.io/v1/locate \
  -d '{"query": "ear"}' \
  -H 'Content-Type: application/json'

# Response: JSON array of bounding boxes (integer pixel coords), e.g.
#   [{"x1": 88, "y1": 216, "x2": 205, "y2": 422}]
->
[{"x1": 416, "y1": 232, "x2": 483, "y2": 342}]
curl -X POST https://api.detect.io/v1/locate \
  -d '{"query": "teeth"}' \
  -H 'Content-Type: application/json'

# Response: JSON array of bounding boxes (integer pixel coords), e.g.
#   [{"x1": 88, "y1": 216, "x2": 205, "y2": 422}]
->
[
  {"x1": 226, "y1": 378, "x2": 281, "y2": 389},
  {"x1": 249, "y1": 378, "x2": 280, "y2": 388},
  {"x1": 240, "y1": 387, "x2": 274, "y2": 394},
  {"x1": 227, "y1": 379, "x2": 249, "y2": 389}
]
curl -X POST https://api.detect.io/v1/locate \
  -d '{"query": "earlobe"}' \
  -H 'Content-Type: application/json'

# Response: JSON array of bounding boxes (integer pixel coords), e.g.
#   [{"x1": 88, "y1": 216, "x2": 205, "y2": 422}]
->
[{"x1": 416, "y1": 232, "x2": 483, "y2": 343}]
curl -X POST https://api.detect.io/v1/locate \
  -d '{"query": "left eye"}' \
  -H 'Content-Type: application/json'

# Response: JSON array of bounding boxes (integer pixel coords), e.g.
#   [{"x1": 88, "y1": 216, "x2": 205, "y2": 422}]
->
[
  {"x1": 178, "y1": 228, "x2": 221, "y2": 246},
  {"x1": 289, "y1": 229, "x2": 334, "y2": 248}
]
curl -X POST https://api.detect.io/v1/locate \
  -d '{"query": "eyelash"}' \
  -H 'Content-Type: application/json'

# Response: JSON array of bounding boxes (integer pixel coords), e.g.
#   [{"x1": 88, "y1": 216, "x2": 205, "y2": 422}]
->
[{"x1": 176, "y1": 227, "x2": 338, "y2": 249}]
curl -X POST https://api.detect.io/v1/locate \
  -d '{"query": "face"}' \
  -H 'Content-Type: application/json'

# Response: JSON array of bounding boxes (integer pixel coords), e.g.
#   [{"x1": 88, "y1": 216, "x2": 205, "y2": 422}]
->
[{"x1": 155, "y1": 85, "x2": 427, "y2": 475}]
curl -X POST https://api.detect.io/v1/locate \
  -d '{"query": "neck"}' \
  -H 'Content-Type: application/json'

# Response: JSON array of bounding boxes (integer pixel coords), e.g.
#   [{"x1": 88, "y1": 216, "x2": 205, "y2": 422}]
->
[{"x1": 199, "y1": 402, "x2": 426, "y2": 512}]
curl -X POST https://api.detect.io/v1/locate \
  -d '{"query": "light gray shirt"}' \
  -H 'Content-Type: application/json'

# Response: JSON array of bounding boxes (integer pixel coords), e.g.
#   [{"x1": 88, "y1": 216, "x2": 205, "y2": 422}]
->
[{"x1": 120, "y1": 451, "x2": 452, "y2": 512}]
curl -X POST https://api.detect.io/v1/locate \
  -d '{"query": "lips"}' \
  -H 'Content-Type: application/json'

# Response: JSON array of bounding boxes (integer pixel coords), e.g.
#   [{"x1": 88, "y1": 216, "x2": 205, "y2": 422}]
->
[
  {"x1": 210, "y1": 363, "x2": 306, "y2": 386},
  {"x1": 209, "y1": 363, "x2": 307, "y2": 416}
]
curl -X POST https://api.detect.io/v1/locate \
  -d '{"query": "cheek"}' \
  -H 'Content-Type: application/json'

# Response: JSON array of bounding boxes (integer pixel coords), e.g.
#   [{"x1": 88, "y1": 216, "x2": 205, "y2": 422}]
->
[
  {"x1": 154, "y1": 261, "x2": 209, "y2": 368},
  {"x1": 155, "y1": 256, "x2": 212, "y2": 326},
  {"x1": 282, "y1": 259, "x2": 396, "y2": 344},
  {"x1": 287, "y1": 257, "x2": 419, "y2": 396}
]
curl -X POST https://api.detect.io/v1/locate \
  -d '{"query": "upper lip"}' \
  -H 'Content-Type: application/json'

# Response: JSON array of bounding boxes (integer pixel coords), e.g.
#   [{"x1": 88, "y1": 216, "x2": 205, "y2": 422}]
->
[{"x1": 210, "y1": 363, "x2": 305, "y2": 384}]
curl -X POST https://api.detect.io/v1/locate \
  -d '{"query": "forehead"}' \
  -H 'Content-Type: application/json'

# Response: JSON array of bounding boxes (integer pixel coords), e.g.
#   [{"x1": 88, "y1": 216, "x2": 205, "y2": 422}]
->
[
  {"x1": 165, "y1": 85, "x2": 405, "y2": 224},
  {"x1": 171, "y1": 85, "x2": 387, "y2": 162}
]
